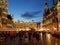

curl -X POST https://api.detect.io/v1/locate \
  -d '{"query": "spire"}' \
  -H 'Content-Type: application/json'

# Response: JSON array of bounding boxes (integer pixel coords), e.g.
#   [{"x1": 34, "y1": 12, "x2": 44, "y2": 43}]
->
[
  {"x1": 45, "y1": 0, "x2": 48, "y2": 10},
  {"x1": 44, "y1": 0, "x2": 49, "y2": 15}
]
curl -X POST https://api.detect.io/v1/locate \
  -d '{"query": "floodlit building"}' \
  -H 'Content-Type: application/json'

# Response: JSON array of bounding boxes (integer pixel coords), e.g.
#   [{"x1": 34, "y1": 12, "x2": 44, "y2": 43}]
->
[
  {"x1": 43, "y1": 0, "x2": 60, "y2": 31},
  {"x1": 0, "y1": 0, "x2": 8, "y2": 28},
  {"x1": 14, "y1": 20, "x2": 37, "y2": 31},
  {"x1": 57, "y1": 0, "x2": 60, "y2": 31},
  {"x1": 0, "y1": 0, "x2": 14, "y2": 28}
]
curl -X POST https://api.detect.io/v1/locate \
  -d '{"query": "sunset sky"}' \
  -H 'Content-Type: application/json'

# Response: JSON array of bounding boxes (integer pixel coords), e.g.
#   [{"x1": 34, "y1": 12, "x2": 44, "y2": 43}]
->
[{"x1": 8, "y1": 0, "x2": 57, "y2": 22}]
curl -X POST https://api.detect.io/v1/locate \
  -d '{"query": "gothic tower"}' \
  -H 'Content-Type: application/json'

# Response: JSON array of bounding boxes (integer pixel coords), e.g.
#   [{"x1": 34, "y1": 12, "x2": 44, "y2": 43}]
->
[
  {"x1": 43, "y1": 1, "x2": 50, "y2": 24},
  {"x1": 44, "y1": 1, "x2": 49, "y2": 15}
]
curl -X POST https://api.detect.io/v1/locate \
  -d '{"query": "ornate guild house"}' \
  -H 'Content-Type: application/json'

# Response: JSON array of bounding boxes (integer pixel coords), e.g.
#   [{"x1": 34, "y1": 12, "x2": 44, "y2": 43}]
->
[
  {"x1": 43, "y1": 0, "x2": 60, "y2": 31},
  {"x1": 0, "y1": 0, "x2": 14, "y2": 28}
]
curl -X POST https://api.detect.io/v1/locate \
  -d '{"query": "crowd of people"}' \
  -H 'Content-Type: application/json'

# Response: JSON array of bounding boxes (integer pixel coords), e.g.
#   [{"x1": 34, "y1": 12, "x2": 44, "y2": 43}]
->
[
  {"x1": 0, "y1": 30, "x2": 41, "y2": 45},
  {"x1": 0, "y1": 30, "x2": 40, "y2": 41}
]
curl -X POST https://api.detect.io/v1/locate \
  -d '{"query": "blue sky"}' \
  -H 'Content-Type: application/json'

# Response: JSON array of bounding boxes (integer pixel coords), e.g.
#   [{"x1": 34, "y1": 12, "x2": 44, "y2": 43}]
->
[{"x1": 8, "y1": 0, "x2": 57, "y2": 22}]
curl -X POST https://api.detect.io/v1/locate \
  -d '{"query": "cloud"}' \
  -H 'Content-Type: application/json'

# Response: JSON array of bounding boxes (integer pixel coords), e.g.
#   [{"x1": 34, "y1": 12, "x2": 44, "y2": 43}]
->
[{"x1": 21, "y1": 11, "x2": 41, "y2": 19}]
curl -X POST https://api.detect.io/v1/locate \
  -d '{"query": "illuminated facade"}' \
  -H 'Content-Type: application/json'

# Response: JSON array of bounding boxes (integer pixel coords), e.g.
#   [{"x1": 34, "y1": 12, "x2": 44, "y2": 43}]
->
[
  {"x1": 0, "y1": 0, "x2": 8, "y2": 28},
  {"x1": 0, "y1": 0, "x2": 14, "y2": 28},
  {"x1": 57, "y1": 0, "x2": 60, "y2": 31},
  {"x1": 14, "y1": 20, "x2": 37, "y2": 31},
  {"x1": 43, "y1": 0, "x2": 59, "y2": 31}
]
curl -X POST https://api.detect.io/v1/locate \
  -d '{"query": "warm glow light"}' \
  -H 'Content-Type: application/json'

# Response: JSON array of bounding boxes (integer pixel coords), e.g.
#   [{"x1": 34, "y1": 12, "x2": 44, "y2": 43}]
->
[
  {"x1": 39, "y1": 21, "x2": 43, "y2": 31},
  {"x1": 39, "y1": 28, "x2": 43, "y2": 31},
  {"x1": 40, "y1": 28, "x2": 43, "y2": 30},
  {"x1": 46, "y1": 34, "x2": 51, "y2": 43},
  {"x1": 54, "y1": 27, "x2": 57, "y2": 30},
  {"x1": 39, "y1": 28, "x2": 46, "y2": 31},
  {"x1": 26, "y1": 28, "x2": 30, "y2": 31},
  {"x1": 19, "y1": 29, "x2": 21, "y2": 31},
  {"x1": 59, "y1": 25, "x2": 60, "y2": 27},
  {"x1": 47, "y1": 29, "x2": 50, "y2": 30},
  {"x1": 47, "y1": 34, "x2": 51, "y2": 40}
]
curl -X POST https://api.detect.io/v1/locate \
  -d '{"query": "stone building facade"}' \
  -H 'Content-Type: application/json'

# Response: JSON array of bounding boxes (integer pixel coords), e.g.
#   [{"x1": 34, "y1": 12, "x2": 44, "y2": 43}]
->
[
  {"x1": 57, "y1": 0, "x2": 60, "y2": 31},
  {"x1": 43, "y1": 0, "x2": 60, "y2": 31},
  {"x1": 0, "y1": 0, "x2": 14, "y2": 28},
  {"x1": 14, "y1": 20, "x2": 37, "y2": 31},
  {"x1": 0, "y1": 0, "x2": 8, "y2": 28}
]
